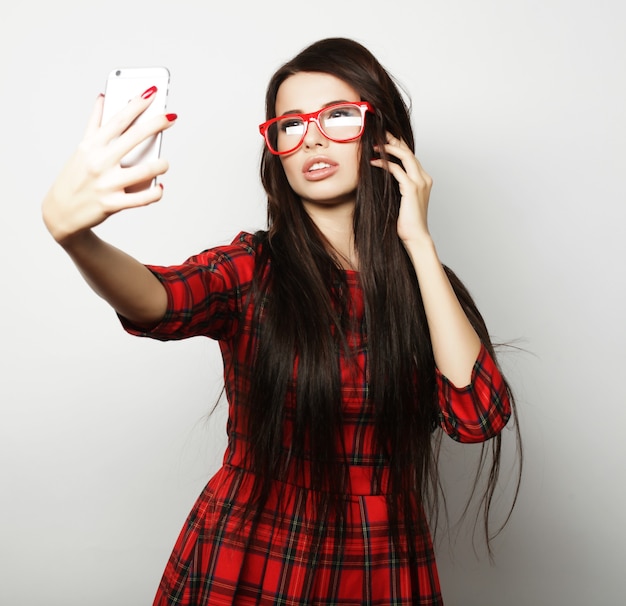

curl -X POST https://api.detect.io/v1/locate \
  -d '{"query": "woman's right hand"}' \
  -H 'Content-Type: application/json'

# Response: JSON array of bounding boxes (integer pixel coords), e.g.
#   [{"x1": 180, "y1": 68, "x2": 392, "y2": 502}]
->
[{"x1": 42, "y1": 89, "x2": 177, "y2": 245}]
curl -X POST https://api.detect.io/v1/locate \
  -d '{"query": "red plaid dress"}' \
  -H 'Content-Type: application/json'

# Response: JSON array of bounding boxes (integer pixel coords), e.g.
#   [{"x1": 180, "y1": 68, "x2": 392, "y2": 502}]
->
[{"x1": 122, "y1": 232, "x2": 511, "y2": 605}]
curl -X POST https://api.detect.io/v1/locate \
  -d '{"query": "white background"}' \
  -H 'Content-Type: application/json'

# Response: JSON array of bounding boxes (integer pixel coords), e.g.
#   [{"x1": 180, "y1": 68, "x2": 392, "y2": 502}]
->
[{"x1": 2, "y1": 1, "x2": 625, "y2": 604}]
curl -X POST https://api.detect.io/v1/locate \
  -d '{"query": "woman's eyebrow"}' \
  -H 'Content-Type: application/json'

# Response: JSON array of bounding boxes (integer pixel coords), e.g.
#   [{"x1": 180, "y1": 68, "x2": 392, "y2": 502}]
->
[{"x1": 278, "y1": 100, "x2": 351, "y2": 116}]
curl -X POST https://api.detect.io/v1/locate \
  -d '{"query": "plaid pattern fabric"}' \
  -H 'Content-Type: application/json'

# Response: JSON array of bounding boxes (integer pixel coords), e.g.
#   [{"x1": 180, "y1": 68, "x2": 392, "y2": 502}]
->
[{"x1": 121, "y1": 232, "x2": 511, "y2": 605}]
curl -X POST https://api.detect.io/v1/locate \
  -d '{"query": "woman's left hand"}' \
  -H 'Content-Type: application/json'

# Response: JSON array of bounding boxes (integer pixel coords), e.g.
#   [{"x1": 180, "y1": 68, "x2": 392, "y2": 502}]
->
[{"x1": 370, "y1": 133, "x2": 433, "y2": 245}]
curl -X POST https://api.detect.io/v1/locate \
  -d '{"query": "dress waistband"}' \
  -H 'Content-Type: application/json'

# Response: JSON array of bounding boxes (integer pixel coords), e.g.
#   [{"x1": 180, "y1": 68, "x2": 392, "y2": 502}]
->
[{"x1": 225, "y1": 450, "x2": 391, "y2": 496}]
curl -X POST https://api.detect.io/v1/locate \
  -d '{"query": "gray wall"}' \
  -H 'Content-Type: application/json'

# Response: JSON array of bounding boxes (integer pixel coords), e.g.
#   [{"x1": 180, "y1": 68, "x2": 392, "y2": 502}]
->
[{"x1": 2, "y1": 0, "x2": 624, "y2": 604}]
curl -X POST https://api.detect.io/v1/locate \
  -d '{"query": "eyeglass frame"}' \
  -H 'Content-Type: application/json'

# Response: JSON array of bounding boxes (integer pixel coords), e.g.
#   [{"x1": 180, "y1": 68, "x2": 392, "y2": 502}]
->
[{"x1": 259, "y1": 101, "x2": 375, "y2": 156}]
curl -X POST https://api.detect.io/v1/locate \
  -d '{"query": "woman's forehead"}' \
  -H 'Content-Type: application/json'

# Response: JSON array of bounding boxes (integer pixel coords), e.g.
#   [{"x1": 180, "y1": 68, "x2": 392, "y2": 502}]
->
[{"x1": 275, "y1": 72, "x2": 360, "y2": 115}]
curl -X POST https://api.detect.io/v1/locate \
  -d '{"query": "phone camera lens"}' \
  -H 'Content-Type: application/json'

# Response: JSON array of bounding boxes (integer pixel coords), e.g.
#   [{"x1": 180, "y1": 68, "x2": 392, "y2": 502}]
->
[{"x1": 115, "y1": 70, "x2": 121, "y2": 76}]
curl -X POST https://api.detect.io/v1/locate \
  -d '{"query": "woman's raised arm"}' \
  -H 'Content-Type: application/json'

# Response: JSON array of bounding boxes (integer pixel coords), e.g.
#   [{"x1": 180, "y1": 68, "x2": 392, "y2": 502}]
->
[{"x1": 42, "y1": 90, "x2": 177, "y2": 325}]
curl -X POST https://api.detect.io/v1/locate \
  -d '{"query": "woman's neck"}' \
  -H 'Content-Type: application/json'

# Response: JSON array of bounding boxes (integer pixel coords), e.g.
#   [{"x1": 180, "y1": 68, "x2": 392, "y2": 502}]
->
[{"x1": 302, "y1": 199, "x2": 358, "y2": 270}]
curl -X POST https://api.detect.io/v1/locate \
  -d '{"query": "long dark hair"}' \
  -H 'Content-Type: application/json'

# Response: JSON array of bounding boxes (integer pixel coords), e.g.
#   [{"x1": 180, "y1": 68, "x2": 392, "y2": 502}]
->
[{"x1": 242, "y1": 37, "x2": 521, "y2": 554}]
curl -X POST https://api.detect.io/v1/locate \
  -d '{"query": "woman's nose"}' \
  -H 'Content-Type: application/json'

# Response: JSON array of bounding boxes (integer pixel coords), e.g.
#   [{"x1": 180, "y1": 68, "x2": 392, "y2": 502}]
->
[{"x1": 302, "y1": 119, "x2": 328, "y2": 150}]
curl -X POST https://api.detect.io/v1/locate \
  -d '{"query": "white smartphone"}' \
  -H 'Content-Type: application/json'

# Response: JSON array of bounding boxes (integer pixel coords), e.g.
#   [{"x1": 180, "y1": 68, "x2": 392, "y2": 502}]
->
[{"x1": 101, "y1": 66, "x2": 170, "y2": 185}]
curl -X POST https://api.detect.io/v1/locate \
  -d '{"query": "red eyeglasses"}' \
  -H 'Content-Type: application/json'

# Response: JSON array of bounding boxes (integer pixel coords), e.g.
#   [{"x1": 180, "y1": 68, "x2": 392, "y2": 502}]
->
[{"x1": 259, "y1": 101, "x2": 375, "y2": 155}]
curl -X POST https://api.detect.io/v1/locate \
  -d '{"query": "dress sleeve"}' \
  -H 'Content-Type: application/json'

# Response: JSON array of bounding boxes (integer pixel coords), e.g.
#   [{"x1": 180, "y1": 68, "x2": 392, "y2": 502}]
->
[
  {"x1": 119, "y1": 232, "x2": 256, "y2": 342},
  {"x1": 436, "y1": 343, "x2": 511, "y2": 443}
]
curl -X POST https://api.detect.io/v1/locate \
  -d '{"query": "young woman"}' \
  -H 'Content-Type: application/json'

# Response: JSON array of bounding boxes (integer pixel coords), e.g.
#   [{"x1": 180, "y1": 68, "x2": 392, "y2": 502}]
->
[{"x1": 43, "y1": 37, "x2": 520, "y2": 605}]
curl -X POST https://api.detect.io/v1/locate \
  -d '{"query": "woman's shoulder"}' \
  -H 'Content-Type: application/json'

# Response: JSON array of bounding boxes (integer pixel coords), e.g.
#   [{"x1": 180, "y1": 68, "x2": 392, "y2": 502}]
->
[
  {"x1": 229, "y1": 230, "x2": 263, "y2": 253},
  {"x1": 223, "y1": 230, "x2": 265, "y2": 264},
  {"x1": 189, "y1": 231, "x2": 262, "y2": 264},
  {"x1": 185, "y1": 231, "x2": 267, "y2": 284}
]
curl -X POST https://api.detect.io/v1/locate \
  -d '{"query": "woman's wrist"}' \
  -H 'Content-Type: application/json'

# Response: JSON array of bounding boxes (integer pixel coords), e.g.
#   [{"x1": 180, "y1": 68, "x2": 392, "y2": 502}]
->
[
  {"x1": 57, "y1": 228, "x2": 98, "y2": 254},
  {"x1": 401, "y1": 232, "x2": 437, "y2": 266}
]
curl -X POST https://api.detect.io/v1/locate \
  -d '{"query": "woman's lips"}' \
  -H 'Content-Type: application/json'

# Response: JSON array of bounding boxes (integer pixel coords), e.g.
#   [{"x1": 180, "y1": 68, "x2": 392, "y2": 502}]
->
[{"x1": 302, "y1": 157, "x2": 339, "y2": 181}]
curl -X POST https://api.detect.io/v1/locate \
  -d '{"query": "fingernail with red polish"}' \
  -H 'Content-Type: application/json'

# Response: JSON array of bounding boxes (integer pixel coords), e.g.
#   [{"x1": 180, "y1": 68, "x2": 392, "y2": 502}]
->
[
  {"x1": 165, "y1": 113, "x2": 178, "y2": 122},
  {"x1": 141, "y1": 86, "x2": 157, "y2": 99}
]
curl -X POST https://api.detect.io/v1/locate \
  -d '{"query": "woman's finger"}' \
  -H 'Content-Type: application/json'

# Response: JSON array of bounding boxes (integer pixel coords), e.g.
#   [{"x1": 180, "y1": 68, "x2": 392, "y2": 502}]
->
[
  {"x1": 83, "y1": 94, "x2": 105, "y2": 139},
  {"x1": 376, "y1": 136, "x2": 433, "y2": 190},
  {"x1": 116, "y1": 158, "x2": 170, "y2": 190},
  {"x1": 96, "y1": 88, "x2": 159, "y2": 145},
  {"x1": 378, "y1": 134, "x2": 427, "y2": 183},
  {"x1": 104, "y1": 113, "x2": 177, "y2": 166},
  {"x1": 370, "y1": 156, "x2": 413, "y2": 187},
  {"x1": 102, "y1": 181, "x2": 166, "y2": 213}
]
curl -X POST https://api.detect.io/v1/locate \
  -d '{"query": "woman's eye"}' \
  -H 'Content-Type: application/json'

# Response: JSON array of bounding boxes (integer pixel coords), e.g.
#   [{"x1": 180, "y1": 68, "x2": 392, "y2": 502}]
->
[
  {"x1": 280, "y1": 119, "x2": 305, "y2": 135},
  {"x1": 323, "y1": 107, "x2": 363, "y2": 129}
]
